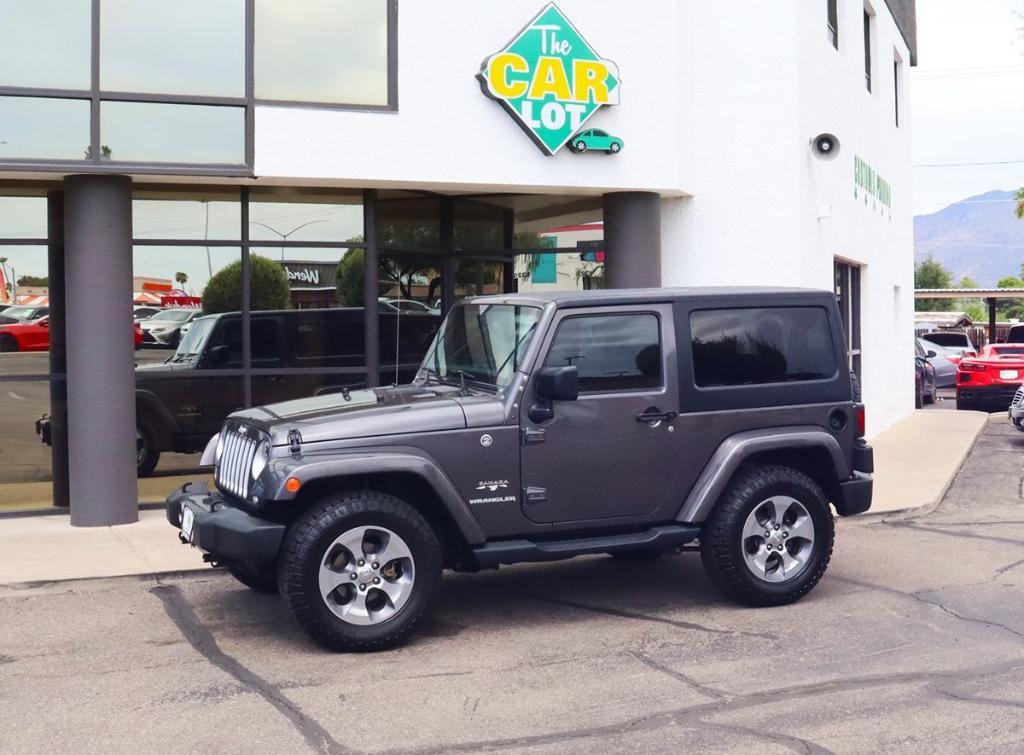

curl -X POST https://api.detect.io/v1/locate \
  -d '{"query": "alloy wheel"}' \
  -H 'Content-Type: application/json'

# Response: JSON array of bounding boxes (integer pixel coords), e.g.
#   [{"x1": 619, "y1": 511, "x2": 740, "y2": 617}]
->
[
  {"x1": 740, "y1": 496, "x2": 816, "y2": 583},
  {"x1": 318, "y1": 526, "x2": 415, "y2": 626}
]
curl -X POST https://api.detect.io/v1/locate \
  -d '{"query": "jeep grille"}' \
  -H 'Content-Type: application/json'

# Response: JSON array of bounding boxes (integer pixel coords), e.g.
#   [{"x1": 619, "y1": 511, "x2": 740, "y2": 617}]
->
[
  {"x1": 215, "y1": 422, "x2": 265, "y2": 500},
  {"x1": 1013, "y1": 386, "x2": 1024, "y2": 408}
]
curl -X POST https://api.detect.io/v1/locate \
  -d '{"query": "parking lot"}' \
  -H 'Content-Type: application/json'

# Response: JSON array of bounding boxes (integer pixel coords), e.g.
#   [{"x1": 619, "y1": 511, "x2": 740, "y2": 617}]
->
[{"x1": 0, "y1": 419, "x2": 1022, "y2": 753}]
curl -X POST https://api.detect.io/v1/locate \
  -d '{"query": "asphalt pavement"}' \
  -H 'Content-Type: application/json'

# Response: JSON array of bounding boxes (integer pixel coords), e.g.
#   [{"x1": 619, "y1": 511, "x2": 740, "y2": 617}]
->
[{"x1": 2, "y1": 420, "x2": 1023, "y2": 753}]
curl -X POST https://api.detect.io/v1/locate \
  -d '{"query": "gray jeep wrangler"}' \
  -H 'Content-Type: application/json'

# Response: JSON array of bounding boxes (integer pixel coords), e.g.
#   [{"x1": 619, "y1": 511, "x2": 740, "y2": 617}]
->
[{"x1": 167, "y1": 288, "x2": 873, "y2": 651}]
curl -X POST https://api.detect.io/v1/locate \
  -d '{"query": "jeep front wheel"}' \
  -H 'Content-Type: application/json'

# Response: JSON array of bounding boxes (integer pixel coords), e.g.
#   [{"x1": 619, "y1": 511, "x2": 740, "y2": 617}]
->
[
  {"x1": 701, "y1": 465, "x2": 834, "y2": 607},
  {"x1": 278, "y1": 490, "x2": 442, "y2": 652}
]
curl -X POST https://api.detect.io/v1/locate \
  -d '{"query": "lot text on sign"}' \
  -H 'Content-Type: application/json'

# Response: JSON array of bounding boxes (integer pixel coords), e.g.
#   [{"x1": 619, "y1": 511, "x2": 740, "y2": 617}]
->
[{"x1": 478, "y1": 3, "x2": 620, "y2": 156}]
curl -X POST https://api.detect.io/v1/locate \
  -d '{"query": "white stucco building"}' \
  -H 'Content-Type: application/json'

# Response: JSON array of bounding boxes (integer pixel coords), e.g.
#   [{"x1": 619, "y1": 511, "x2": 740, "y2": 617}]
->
[{"x1": 0, "y1": 0, "x2": 915, "y2": 520}]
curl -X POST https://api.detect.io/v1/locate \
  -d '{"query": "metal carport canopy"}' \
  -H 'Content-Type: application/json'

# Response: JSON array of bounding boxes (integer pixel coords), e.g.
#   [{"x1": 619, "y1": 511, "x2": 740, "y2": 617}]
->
[{"x1": 915, "y1": 288, "x2": 1024, "y2": 342}]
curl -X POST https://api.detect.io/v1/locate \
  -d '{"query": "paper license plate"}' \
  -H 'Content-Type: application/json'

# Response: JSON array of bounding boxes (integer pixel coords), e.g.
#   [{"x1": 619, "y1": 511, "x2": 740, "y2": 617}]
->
[
  {"x1": 180, "y1": 506, "x2": 195, "y2": 543},
  {"x1": 1000, "y1": 370, "x2": 1018, "y2": 380}
]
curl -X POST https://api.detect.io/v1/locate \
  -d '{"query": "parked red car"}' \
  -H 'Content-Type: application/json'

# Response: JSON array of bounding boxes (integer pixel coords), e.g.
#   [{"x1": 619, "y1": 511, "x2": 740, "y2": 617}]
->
[
  {"x1": 956, "y1": 344, "x2": 1024, "y2": 411},
  {"x1": 0, "y1": 318, "x2": 144, "y2": 352}
]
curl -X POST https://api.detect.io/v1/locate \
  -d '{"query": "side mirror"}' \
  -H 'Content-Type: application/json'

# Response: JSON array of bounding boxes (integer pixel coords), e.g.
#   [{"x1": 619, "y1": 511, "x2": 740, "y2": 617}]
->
[
  {"x1": 207, "y1": 344, "x2": 230, "y2": 368},
  {"x1": 39, "y1": 319, "x2": 49, "y2": 328},
  {"x1": 530, "y1": 366, "x2": 578, "y2": 423},
  {"x1": 926, "y1": 350, "x2": 937, "y2": 358}
]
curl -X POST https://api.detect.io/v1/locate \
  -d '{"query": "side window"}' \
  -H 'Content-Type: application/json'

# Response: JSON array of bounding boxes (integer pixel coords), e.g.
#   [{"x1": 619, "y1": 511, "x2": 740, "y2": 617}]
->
[
  {"x1": 209, "y1": 318, "x2": 243, "y2": 368},
  {"x1": 294, "y1": 318, "x2": 364, "y2": 364},
  {"x1": 251, "y1": 319, "x2": 281, "y2": 366},
  {"x1": 690, "y1": 307, "x2": 837, "y2": 387},
  {"x1": 544, "y1": 313, "x2": 662, "y2": 393}
]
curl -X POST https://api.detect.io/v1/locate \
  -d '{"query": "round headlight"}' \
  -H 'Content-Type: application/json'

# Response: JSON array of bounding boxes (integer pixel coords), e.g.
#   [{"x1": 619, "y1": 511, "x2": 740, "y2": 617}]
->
[{"x1": 250, "y1": 440, "x2": 270, "y2": 480}]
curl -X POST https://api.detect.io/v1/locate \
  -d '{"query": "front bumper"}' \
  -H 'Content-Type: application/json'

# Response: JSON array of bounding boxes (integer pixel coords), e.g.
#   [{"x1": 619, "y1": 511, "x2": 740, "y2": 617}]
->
[
  {"x1": 957, "y1": 385, "x2": 1019, "y2": 409},
  {"x1": 166, "y1": 481, "x2": 285, "y2": 570}
]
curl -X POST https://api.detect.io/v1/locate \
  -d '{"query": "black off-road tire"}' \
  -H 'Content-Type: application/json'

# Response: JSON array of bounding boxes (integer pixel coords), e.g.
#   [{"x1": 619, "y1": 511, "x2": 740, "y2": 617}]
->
[
  {"x1": 0, "y1": 334, "x2": 17, "y2": 352},
  {"x1": 278, "y1": 490, "x2": 443, "y2": 652},
  {"x1": 136, "y1": 422, "x2": 160, "y2": 477},
  {"x1": 228, "y1": 563, "x2": 279, "y2": 594},
  {"x1": 700, "y1": 465, "x2": 834, "y2": 607},
  {"x1": 915, "y1": 384, "x2": 924, "y2": 409},
  {"x1": 924, "y1": 384, "x2": 937, "y2": 405}
]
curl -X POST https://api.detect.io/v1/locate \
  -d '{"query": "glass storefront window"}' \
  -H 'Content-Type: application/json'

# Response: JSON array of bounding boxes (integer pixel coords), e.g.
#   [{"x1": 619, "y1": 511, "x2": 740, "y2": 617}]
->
[
  {"x1": 254, "y1": 0, "x2": 390, "y2": 105},
  {"x1": 100, "y1": 102, "x2": 244, "y2": 164},
  {"x1": 0, "y1": 98, "x2": 90, "y2": 161},
  {"x1": 133, "y1": 190, "x2": 241, "y2": 241},
  {"x1": 0, "y1": 0, "x2": 91, "y2": 90},
  {"x1": 0, "y1": 380, "x2": 55, "y2": 512},
  {"x1": 0, "y1": 197, "x2": 48, "y2": 239},
  {"x1": 101, "y1": 0, "x2": 245, "y2": 97},
  {"x1": 250, "y1": 190, "x2": 364, "y2": 245},
  {"x1": 378, "y1": 194, "x2": 441, "y2": 250},
  {"x1": 0, "y1": 245, "x2": 51, "y2": 378}
]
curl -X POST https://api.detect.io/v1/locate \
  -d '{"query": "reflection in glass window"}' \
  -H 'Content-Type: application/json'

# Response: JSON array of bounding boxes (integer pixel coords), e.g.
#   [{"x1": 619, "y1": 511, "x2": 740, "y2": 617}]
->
[
  {"x1": 255, "y1": 0, "x2": 389, "y2": 105},
  {"x1": 0, "y1": 198, "x2": 48, "y2": 239},
  {"x1": 133, "y1": 192, "x2": 241, "y2": 241},
  {"x1": 101, "y1": 102, "x2": 245, "y2": 163},
  {"x1": 0, "y1": 380, "x2": 54, "y2": 509},
  {"x1": 545, "y1": 314, "x2": 662, "y2": 393},
  {"x1": 0, "y1": 98, "x2": 90, "y2": 160},
  {"x1": 250, "y1": 191, "x2": 364, "y2": 244},
  {"x1": 690, "y1": 307, "x2": 837, "y2": 387},
  {"x1": 0, "y1": 0, "x2": 91, "y2": 89},
  {"x1": 132, "y1": 246, "x2": 241, "y2": 314},
  {"x1": 101, "y1": 0, "x2": 245, "y2": 97}
]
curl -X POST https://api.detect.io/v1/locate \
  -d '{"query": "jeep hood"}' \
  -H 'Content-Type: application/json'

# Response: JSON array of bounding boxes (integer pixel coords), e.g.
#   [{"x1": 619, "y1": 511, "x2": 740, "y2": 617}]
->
[{"x1": 233, "y1": 384, "x2": 489, "y2": 446}]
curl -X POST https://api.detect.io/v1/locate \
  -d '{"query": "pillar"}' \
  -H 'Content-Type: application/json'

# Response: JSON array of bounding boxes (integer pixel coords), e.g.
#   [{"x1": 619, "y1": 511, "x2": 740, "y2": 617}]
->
[
  {"x1": 602, "y1": 192, "x2": 662, "y2": 289},
  {"x1": 64, "y1": 175, "x2": 137, "y2": 526},
  {"x1": 46, "y1": 191, "x2": 69, "y2": 509},
  {"x1": 363, "y1": 189, "x2": 380, "y2": 387}
]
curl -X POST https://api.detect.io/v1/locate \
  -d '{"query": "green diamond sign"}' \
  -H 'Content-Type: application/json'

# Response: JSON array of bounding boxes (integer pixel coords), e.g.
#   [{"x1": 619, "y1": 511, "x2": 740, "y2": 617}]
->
[{"x1": 478, "y1": 3, "x2": 621, "y2": 156}]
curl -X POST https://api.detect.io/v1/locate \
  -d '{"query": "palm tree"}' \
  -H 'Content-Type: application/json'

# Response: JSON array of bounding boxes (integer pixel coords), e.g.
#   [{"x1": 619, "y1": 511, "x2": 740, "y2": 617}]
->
[
  {"x1": 174, "y1": 271, "x2": 188, "y2": 292},
  {"x1": 1015, "y1": 188, "x2": 1024, "y2": 219}
]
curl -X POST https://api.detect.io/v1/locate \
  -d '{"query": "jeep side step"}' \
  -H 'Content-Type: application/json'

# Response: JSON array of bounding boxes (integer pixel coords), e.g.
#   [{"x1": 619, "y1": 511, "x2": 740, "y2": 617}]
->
[{"x1": 471, "y1": 524, "x2": 702, "y2": 568}]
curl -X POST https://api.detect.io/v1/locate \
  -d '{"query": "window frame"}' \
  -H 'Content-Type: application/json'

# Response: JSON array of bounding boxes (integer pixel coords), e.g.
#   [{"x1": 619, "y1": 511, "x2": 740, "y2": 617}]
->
[
  {"x1": 0, "y1": 0, "x2": 399, "y2": 176},
  {"x1": 863, "y1": 5, "x2": 874, "y2": 93},
  {"x1": 827, "y1": 0, "x2": 839, "y2": 49},
  {"x1": 543, "y1": 311, "x2": 665, "y2": 396}
]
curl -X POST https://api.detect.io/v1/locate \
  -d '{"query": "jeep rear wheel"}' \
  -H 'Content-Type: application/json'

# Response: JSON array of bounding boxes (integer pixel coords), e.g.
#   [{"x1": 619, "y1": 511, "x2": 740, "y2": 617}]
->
[
  {"x1": 278, "y1": 490, "x2": 442, "y2": 652},
  {"x1": 136, "y1": 424, "x2": 160, "y2": 477},
  {"x1": 701, "y1": 465, "x2": 834, "y2": 607}
]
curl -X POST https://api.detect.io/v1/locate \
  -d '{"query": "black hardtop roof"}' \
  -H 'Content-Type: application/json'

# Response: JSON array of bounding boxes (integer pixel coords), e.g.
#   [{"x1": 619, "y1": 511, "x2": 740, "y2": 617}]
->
[{"x1": 468, "y1": 287, "x2": 831, "y2": 309}]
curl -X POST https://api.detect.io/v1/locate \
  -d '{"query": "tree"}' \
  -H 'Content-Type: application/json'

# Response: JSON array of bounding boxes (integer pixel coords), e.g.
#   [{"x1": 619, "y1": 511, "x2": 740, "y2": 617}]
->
[
  {"x1": 201, "y1": 255, "x2": 291, "y2": 314},
  {"x1": 174, "y1": 271, "x2": 189, "y2": 291},
  {"x1": 1015, "y1": 187, "x2": 1024, "y2": 219},
  {"x1": 914, "y1": 257, "x2": 953, "y2": 311},
  {"x1": 16, "y1": 275, "x2": 48, "y2": 287}
]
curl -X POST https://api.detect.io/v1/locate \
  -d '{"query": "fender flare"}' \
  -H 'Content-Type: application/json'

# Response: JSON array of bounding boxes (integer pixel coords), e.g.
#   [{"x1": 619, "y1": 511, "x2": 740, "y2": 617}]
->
[
  {"x1": 676, "y1": 426, "x2": 850, "y2": 524},
  {"x1": 266, "y1": 450, "x2": 488, "y2": 545}
]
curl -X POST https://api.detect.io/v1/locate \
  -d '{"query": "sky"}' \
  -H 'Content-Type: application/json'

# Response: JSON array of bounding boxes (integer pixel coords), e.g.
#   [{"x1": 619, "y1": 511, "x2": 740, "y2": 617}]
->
[{"x1": 912, "y1": 0, "x2": 1024, "y2": 216}]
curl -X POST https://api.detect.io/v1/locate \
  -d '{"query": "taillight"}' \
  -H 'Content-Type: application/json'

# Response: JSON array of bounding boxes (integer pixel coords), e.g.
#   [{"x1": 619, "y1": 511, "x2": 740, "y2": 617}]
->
[
  {"x1": 959, "y1": 362, "x2": 986, "y2": 372},
  {"x1": 856, "y1": 404, "x2": 865, "y2": 437}
]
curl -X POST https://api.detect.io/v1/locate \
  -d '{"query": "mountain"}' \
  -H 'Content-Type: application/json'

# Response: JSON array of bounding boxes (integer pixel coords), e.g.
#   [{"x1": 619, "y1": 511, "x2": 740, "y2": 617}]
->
[{"x1": 914, "y1": 189, "x2": 1024, "y2": 286}]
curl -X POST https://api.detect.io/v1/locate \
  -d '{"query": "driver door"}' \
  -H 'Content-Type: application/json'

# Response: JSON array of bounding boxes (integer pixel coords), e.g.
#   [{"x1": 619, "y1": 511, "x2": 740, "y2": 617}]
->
[{"x1": 520, "y1": 304, "x2": 682, "y2": 525}]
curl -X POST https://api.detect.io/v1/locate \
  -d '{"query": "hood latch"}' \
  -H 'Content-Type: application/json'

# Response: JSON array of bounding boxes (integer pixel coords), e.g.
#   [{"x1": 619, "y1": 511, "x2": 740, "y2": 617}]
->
[{"x1": 288, "y1": 428, "x2": 303, "y2": 457}]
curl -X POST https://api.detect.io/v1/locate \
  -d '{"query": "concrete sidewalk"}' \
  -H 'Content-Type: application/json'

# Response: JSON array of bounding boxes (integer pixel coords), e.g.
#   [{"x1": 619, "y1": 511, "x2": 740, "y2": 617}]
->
[
  {"x1": 868, "y1": 408, "x2": 989, "y2": 515},
  {"x1": 0, "y1": 409, "x2": 990, "y2": 585}
]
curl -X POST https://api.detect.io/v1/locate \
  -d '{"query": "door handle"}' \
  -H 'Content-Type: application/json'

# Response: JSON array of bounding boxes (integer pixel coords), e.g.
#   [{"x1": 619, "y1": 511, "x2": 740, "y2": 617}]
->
[{"x1": 636, "y1": 408, "x2": 677, "y2": 424}]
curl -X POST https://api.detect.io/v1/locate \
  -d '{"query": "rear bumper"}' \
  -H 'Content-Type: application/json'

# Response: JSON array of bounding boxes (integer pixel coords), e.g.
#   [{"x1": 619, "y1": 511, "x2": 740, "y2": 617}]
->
[
  {"x1": 166, "y1": 481, "x2": 285, "y2": 570},
  {"x1": 835, "y1": 472, "x2": 873, "y2": 517},
  {"x1": 957, "y1": 385, "x2": 1019, "y2": 409}
]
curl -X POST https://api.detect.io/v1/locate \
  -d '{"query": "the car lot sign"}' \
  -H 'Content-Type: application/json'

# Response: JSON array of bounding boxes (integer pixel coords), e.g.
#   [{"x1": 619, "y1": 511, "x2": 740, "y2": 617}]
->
[{"x1": 478, "y1": 3, "x2": 620, "y2": 156}]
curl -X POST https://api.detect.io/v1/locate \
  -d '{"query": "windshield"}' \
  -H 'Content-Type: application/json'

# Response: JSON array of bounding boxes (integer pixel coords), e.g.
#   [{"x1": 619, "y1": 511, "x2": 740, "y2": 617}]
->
[
  {"x1": 170, "y1": 316, "x2": 216, "y2": 362},
  {"x1": 2, "y1": 306, "x2": 44, "y2": 321},
  {"x1": 151, "y1": 309, "x2": 193, "y2": 322},
  {"x1": 421, "y1": 303, "x2": 542, "y2": 389}
]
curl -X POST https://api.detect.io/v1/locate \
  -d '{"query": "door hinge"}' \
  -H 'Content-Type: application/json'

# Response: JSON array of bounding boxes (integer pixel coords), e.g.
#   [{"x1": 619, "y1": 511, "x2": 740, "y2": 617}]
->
[
  {"x1": 524, "y1": 486, "x2": 547, "y2": 504},
  {"x1": 521, "y1": 428, "x2": 546, "y2": 446}
]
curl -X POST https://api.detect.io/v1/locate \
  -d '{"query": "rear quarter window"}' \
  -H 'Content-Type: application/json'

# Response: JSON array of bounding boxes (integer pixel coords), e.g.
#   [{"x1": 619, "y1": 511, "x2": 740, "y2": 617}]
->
[{"x1": 690, "y1": 307, "x2": 837, "y2": 387}]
